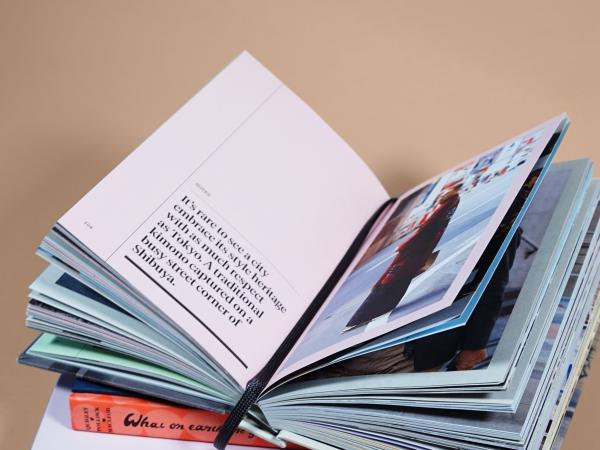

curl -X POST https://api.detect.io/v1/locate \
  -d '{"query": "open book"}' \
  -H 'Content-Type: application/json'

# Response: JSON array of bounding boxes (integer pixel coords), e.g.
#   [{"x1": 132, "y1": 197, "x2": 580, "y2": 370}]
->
[{"x1": 20, "y1": 52, "x2": 600, "y2": 450}]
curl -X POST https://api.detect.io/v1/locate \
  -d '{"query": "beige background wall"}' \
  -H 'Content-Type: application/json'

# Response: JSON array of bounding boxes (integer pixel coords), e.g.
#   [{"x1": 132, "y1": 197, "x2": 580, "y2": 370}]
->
[{"x1": 1, "y1": 1, "x2": 600, "y2": 448}]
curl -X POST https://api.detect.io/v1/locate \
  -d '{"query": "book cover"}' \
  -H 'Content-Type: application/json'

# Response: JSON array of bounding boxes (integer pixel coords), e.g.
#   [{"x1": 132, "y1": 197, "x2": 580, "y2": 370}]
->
[{"x1": 69, "y1": 390, "x2": 299, "y2": 448}]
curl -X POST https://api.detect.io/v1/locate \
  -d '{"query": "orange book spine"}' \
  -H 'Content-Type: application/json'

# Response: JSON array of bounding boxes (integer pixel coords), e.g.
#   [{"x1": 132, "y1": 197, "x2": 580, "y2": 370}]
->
[{"x1": 69, "y1": 392, "x2": 293, "y2": 448}]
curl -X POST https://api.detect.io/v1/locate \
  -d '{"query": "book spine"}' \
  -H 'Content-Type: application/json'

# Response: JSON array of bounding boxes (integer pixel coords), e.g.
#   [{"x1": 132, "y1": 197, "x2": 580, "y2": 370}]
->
[{"x1": 68, "y1": 392, "x2": 283, "y2": 448}]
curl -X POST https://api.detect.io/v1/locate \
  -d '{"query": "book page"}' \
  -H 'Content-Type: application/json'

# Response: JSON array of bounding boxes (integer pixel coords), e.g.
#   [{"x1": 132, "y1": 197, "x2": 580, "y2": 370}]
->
[
  {"x1": 58, "y1": 52, "x2": 389, "y2": 387},
  {"x1": 273, "y1": 114, "x2": 567, "y2": 382}
]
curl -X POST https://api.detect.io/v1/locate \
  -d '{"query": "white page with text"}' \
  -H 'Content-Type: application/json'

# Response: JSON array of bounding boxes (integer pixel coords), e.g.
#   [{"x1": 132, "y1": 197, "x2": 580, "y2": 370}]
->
[{"x1": 58, "y1": 52, "x2": 389, "y2": 386}]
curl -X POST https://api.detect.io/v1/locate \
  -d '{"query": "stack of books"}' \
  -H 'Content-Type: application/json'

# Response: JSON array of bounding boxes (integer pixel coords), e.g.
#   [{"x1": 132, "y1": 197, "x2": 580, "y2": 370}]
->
[
  {"x1": 32, "y1": 375, "x2": 264, "y2": 450},
  {"x1": 21, "y1": 52, "x2": 600, "y2": 450}
]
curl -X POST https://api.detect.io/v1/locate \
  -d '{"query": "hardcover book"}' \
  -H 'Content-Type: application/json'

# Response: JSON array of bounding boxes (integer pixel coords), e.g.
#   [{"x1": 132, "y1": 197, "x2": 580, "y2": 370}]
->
[{"x1": 68, "y1": 379, "x2": 296, "y2": 447}]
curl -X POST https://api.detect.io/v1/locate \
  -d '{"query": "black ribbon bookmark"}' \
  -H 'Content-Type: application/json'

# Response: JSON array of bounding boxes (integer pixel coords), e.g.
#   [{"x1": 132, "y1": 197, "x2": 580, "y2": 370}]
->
[{"x1": 214, "y1": 198, "x2": 396, "y2": 449}]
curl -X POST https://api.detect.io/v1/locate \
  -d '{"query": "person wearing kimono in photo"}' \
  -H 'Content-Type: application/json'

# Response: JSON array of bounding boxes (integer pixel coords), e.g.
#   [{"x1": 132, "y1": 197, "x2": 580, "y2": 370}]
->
[
  {"x1": 344, "y1": 181, "x2": 462, "y2": 331},
  {"x1": 314, "y1": 170, "x2": 534, "y2": 378}
]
